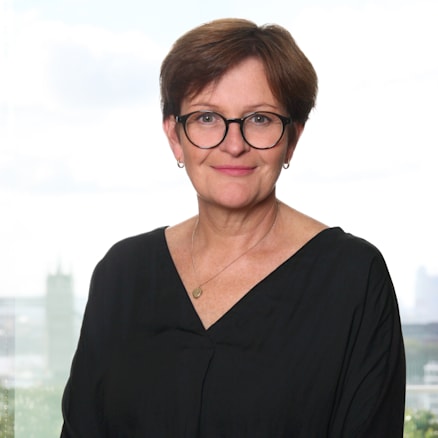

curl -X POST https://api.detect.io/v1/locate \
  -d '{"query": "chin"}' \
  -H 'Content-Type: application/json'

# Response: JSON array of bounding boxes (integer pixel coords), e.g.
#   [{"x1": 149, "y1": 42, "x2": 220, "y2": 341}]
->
[{"x1": 196, "y1": 182, "x2": 273, "y2": 210}]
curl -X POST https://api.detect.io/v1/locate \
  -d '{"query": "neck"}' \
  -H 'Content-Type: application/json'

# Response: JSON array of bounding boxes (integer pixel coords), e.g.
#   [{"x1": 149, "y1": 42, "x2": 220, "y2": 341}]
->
[{"x1": 194, "y1": 194, "x2": 280, "y2": 251}]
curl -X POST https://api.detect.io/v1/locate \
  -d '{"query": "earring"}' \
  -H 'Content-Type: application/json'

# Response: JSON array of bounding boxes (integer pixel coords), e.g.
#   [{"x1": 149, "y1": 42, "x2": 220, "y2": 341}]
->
[
  {"x1": 177, "y1": 159, "x2": 185, "y2": 168},
  {"x1": 283, "y1": 162, "x2": 290, "y2": 169}
]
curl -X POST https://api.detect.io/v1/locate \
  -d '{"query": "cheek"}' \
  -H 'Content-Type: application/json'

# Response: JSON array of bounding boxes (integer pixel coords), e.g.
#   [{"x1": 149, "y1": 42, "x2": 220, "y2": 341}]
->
[
  {"x1": 181, "y1": 146, "x2": 210, "y2": 171},
  {"x1": 258, "y1": 151, "x2": 286, "y2": 182},
  {"x1": 271, "y1": 143, "x2": 290, "y2": 166}
]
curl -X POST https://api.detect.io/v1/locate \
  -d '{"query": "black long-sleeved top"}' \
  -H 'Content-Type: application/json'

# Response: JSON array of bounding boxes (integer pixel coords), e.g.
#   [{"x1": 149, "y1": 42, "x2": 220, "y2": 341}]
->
[{"x1": 61, "y1": 226, "x2": 405, "y2": 437}]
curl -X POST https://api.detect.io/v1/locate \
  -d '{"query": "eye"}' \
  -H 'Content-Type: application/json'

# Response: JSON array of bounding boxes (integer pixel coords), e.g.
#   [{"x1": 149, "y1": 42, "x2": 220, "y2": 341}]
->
[
  {"x1": 194, "y1": 112, "x2": 220, "y2": 125},
  {"x1": 248, "y1": 112, "x2": 272, "y2": 125}
]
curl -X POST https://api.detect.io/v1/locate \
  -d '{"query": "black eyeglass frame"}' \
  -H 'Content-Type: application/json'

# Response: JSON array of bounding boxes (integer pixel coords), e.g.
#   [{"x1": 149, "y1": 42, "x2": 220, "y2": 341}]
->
[{"x1": 175, "y1": 111, "x2": 292, "y2": 150}]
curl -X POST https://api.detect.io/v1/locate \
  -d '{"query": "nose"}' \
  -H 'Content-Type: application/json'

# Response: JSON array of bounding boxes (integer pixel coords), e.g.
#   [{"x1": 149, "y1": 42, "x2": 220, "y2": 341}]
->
[{"x1": 218, "y1": 120, "x2": 250, "y2": 156}]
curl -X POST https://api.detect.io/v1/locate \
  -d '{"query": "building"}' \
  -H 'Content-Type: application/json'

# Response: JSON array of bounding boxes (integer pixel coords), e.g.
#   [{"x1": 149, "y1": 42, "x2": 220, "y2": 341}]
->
[
  {"x1": 0, "y1": 268, "x2": 80, "y2": 388},
  {"x1": 423, "y1": 362, "x2": 438, "y2": 414},
  {"x1": 46, "y1": 266, "x2": 75, "y2": 383},
  {"x1": 412, "y1": 267, "x2": 438, "y2": 323}
]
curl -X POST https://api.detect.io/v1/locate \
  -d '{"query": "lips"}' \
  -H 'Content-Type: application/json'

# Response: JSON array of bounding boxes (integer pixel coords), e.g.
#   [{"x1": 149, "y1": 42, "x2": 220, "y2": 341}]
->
[{"x1": 212, "y1": 165, "x2": 256, "y2": 176}]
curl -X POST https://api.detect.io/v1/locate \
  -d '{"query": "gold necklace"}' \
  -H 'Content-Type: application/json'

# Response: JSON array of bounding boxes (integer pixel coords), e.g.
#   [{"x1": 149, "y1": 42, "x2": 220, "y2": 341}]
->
[{"x1": 190, "y1": 202, "x2": 279, "y2": 299}]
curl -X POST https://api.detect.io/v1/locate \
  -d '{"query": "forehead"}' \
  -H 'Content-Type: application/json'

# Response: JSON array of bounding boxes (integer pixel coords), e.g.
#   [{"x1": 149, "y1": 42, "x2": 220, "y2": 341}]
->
[{"x1": 182, "y1": 58, "x2": 281, "y2": 113}]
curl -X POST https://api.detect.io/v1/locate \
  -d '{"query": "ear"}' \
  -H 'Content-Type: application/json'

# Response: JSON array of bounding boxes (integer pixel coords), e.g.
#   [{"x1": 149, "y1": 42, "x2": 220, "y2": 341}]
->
[
  {"x1": 285, "y1": 123, "x2": 304, "y2": 164},
  {"x1": 163, "y1": 116, "x2": 184, "y2": 162}
]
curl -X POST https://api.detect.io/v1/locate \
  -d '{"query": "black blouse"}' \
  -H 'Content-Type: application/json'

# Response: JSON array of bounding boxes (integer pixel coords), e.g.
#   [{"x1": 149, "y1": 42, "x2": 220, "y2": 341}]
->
[{"x1": 61, "y1": 227, "x2": 405, "y2": 437}]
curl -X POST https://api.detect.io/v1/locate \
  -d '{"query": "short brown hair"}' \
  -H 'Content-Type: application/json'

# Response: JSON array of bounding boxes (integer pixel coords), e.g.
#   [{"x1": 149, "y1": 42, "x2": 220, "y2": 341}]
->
[{"x1": 160, "y1": 18, "x2": 318, "y2": 124}]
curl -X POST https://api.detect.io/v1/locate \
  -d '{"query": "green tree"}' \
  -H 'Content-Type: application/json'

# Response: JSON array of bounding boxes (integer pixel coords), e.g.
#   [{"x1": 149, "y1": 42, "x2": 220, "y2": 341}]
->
[
  {"x1": 405, "y1": 409, "x2": 438, "y2": 438},
  {"x1": 0, "y1": 384, "x2": 14, "y2": 438},
  {"x1": 14, "y1": 384, "x2": 64, "y2": 438}
]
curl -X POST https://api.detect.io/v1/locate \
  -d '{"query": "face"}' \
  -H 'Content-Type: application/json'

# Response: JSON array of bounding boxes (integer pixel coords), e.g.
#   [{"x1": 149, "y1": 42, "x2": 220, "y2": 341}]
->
[{"x1": 164, "y1": 57, "x2": 304, "y2": 210}]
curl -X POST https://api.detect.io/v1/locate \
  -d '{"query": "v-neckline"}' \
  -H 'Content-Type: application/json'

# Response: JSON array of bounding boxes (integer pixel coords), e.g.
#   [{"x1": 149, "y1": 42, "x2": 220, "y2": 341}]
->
[{"x1": 161, "y1": 226, "x2": 342, "y2": 332}]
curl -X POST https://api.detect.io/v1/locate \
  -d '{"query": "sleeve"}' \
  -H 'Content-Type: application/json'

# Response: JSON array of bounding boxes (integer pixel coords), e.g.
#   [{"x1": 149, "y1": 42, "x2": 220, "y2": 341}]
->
[
  {"x1": 329, "y1": 251, "x2": 406, "y2": 438},
  {"x1": 60, "y1": 258, "x2": 115, "y2": 437}
]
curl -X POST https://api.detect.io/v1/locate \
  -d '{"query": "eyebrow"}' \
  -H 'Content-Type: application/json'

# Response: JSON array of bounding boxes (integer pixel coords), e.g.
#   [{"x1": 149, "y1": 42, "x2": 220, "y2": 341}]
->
[{"x1": 184, "y1": 102, "x2": 283, "y2": 114}]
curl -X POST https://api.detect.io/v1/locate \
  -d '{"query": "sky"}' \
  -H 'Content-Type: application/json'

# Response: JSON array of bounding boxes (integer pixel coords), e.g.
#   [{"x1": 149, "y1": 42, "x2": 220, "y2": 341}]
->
[{"x1": 1, "y1": 0, "x2": 437, "y2": 321}]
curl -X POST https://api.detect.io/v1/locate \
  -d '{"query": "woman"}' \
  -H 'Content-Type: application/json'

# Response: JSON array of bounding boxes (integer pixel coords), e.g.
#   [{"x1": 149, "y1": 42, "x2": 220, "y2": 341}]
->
[{"x1": 61, "y1": 18, "x2": 405, "y2": 437}]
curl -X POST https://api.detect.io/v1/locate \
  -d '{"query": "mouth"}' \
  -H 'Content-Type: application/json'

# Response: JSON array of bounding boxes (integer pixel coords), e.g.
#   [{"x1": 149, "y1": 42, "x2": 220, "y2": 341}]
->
[{"x1": 212, "y1": 165, "x2": 256, "y2": 176}]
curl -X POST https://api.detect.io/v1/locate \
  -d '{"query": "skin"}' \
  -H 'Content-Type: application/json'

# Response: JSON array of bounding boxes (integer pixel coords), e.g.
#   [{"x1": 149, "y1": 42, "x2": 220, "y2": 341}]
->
[{"x1": 164, "y1": 57, "x2": 326, "y2": 329}]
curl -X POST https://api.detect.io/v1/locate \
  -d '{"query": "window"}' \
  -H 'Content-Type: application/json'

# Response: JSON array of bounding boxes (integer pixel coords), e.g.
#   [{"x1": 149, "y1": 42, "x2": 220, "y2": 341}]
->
[{"x1": 1, "y1": 1, "x2": 437, "y2": 435}]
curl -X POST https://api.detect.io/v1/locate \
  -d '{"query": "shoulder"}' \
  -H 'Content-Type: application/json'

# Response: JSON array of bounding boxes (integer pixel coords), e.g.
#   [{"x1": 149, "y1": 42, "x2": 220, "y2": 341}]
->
[
  {"x1": 314, "y1": 228, "x2": 397, "y2": 310},
  {"x1": 97, "y1": 226, "x2": 168, "y2": 271},
  {"x1": 86, "y1": 227, "x2": 169, "y2": 313},
  {"x1": 327, "y1": 228, "x2": 388, "y2": 273},
  {"x1": 327, "y1": 228, "x2": 382, "y2": 256},
  {"x1": 289, "y1": 218, "x2": 395, "y2": 304},
  {"x1": 284, "y1": 205, "x2": 384, "y2": 266},
  {"x1": 312, "y1": 227, "x2": 390, "y2": 277}
]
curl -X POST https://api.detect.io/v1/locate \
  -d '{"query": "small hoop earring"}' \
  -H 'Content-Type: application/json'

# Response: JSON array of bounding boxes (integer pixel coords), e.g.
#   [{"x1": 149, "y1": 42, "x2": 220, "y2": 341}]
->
[
  {"x1": 177, "y1": 159, "x2": 185, "y2": 168},
  {"x1": 283, "y1": 162, "x2": 290, "y2": 169}
]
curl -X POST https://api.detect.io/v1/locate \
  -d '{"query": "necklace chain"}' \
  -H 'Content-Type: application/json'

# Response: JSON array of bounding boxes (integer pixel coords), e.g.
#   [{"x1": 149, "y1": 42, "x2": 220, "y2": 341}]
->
[{"x1": 190, "y1": 202, "x2": 279, "y2": 299}]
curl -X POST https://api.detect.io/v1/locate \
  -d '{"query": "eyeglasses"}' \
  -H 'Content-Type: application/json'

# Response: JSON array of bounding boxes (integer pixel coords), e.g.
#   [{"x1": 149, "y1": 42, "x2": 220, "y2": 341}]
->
[{"x1": 175, "y1": 111, "x2": 292, "y2": 150}]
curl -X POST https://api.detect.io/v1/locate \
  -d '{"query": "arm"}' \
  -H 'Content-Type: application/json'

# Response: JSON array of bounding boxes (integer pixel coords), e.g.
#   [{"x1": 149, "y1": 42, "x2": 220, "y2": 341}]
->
[
  {"x1": 60, "y1": 259, "x2": 114, "y2": 437},
  {"x1": 330, "y1": 253, "x2": 406, "y2": 438}
]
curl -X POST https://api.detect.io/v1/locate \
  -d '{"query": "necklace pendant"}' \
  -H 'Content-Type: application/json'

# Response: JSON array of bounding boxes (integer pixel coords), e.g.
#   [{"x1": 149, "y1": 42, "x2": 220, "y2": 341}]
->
[{"x1": 192, "y1": 286, "x2": 203, "y2": 299}]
